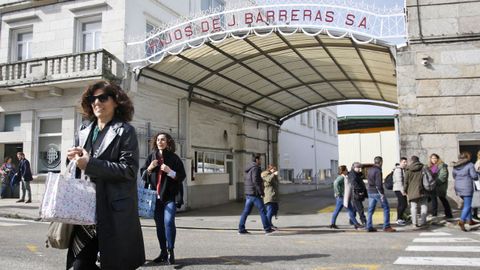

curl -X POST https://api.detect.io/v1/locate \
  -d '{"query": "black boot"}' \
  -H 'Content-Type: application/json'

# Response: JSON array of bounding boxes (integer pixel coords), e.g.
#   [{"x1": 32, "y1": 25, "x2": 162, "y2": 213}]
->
[
  {"x1": 168, "y1": 249, "x2": 175, "y2": 265},
  {"x1": 153, "y1": 250, "x2": 168, "y2": 263}
]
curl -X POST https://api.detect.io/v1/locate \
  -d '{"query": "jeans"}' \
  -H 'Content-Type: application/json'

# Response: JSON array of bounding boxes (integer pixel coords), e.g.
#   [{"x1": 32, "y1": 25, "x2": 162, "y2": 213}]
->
[
  {"x1": 367, "y1": 193, "x2": 391, "y2": 229},
  {"x1": 394, "y1": 191, "x2": 408, "y2": 220},
  {"x1": 239, "y1": 195, "x2": 271, "y2": 232},
  {"x1": 460, "y1": 196, "x2": 473, "y2": 222},
  {"x1": 411, "y1": 197, "x2": 428, "y2": 226},
  {"x1": 352, "y1": 199, "x2": 366, "y2": 224},
  {"x1": 331, "y1": 197, "x2": 360, "y2": 225},
  {"x1": 431, "y1": 193, "x2": 453, "y2": 218},
  {"x1": 265, "y1": 202, "x2": 279, "y2": 226},
  {"x1": 154, "y1": 200, "x2": 176, "y2": 250},
  {"x1": 20, "y1": 179, "x2": 31, "y2": 201}
]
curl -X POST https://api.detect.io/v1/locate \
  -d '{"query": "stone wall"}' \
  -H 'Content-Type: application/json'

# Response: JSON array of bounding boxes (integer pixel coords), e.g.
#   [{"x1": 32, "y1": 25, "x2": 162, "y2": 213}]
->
[{"x1": 398, "y1": 0, "x2": 480, "y2": 207}]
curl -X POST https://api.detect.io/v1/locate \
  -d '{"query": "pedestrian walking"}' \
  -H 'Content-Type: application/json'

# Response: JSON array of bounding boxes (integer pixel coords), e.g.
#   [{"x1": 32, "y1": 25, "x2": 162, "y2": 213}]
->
[
  {"x1": 238, "y1": 154, "x2": 274, "y2": 234},
  {"x1": 329, "y1": 165, "x2": 362, "y2": 229},
  {"x1": 141, "y1": 132, "x2": 186, "y2": 265},
  {"x1": 66, "y1": 81, "x2": 145, "y2": 269},
  {"x1": 404, "y1": 156, "x2": 428, "y2": 228},
  {"x1": 473, "y1": 150, "x2": 480, "y2": 220},
  {"x1": 348, "y1": 162, "x2": 367, "y2": 225},
  {"x1": 262, "y1": 164, "x2": 279, "y2": 229},
  {"x1": 393, "y1": 157, "x2": 408, "y2": 225},
  {"x1": 452, "y1": 152, "x2": 479, "y2": 231},
  {"x1": 0, "y1": 157, "x2": 15, "y2": 198},
  {"x1": 428, "y1": 153, "x2": 453, "y2": 219},
  {"x1": 366, "y1": 156, "x2": 396, "y2": 232},
  {"x1": 15, "y1": 152, "x2": 32, "y2": 203}
]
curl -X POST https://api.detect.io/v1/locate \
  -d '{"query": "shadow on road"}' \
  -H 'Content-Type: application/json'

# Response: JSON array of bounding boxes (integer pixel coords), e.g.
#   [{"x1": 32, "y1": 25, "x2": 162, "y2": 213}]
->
[{"x1": 141, "y1": 254, "x2": 330, "y2": 269}]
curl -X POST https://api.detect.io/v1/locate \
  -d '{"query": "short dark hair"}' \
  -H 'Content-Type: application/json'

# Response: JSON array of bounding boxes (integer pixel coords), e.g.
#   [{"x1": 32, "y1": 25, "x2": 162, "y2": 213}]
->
[
  {"x1": 400, "y1": 157, "x2": 407, "y2": 162},
  {"x1": 374, "y1": 156, "x2": 383, "y2": 165},
  {"x1": 151, "y1": 132, "x2": 176, "y2": 153},
  {"x1": 3, "y1": 156, "x2": 12, "y2": 163},
  {"x1": 252, "y1": 154, "x2": 261, "y2": 162},
  {"x1": 411, "y1": 155, "x2": 419, "y2": 162},
  {"x1": 80, "y1": 81, "x2": 134, "y2": 122}
]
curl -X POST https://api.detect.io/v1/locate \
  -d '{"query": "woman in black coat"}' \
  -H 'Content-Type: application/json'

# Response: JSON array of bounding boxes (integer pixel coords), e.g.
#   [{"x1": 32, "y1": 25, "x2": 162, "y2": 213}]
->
[
  {"x1": 140, "y1": 132, "x2": 186, "y2": 265},
  {"x1": 67, "y1": 81, "x2": 145, "y2": 270}
]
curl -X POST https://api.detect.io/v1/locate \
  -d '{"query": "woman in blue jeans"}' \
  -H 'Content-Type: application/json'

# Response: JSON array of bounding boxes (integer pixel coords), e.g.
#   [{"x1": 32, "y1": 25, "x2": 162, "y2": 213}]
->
[
  {"x1": 329, "y1": 165, "x2": 362, "y2": 229},
  {"x1": 452, "y1": 151, "x2": 478, "y2": 231},
  {"x1": 141, "y1": 132, "x2": 186, "y2": 264}
]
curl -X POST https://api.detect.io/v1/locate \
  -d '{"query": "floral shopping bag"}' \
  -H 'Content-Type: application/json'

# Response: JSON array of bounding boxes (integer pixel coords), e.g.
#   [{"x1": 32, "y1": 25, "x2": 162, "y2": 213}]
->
[{"x1": 39, "y1": 161, "x2": 96, "y2": 225}]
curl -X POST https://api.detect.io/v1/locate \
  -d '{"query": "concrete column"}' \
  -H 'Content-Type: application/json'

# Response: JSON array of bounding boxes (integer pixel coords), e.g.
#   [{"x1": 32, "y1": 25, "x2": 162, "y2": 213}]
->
[
  {"x1": 21, "y1": 110, "x2": 34, "y2": 172},
  {"x1": 61, "y1": 107, "x2": 76, "y2": 174}
]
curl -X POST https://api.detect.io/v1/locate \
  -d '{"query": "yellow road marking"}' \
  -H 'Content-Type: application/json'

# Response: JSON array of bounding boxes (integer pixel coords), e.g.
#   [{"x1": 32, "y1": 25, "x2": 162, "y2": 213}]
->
[
  {"x1": 314, "y1": 264, "x2": 380, "y2": 270},
  {"x1": 26, "y1": 244, "x2": 37, "y2": 253},
  {"x1": 318, "y1": 205, "x2": 336, "y2": 213}
]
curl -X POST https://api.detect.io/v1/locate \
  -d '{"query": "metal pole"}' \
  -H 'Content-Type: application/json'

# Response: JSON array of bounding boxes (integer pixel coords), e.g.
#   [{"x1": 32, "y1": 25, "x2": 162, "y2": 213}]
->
[{"x1": 313, "y1": 113, "x2": 318, "y2": 190}]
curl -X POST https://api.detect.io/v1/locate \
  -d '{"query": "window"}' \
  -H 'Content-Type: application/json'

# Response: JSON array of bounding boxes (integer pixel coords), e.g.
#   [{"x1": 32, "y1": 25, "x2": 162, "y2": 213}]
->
[
  {"x1": 11, "y1": 28, "x2": 32, "y2": 61},
  {"x1": 280, "y1": 169, "x2": 294, "y2": 181},
  {"x1": 77, "y1": 17, "x2": 101, "y2": 52},
  {"x1": 322, "y1": 114, "x2": 326, "y2": 133},
  {"x1": 4, "y1": 114, "x2": 21, "y2": 132},
  {"x1": 201, "y1": 0, "x2": 225, "y2": 11},
  {"x1": 307, "y1": 111, "x2": 312, "y2": 128},
  {"x1": 316, "y1": 111, "x2": 321, "y2": 131},
  {"x1": 195, "y1": 151, "x2": 226, "y2": 173},
  {"x1": 302, "y1": 169, "x2": 313, "y2": 180},
  {"x1": 300, "y1": 113, "x2": 306, "y2": 126},
  {"x1": 38, "y1": 118, "x2": 62, "y2": 173},
  {"x1": 333, "y1": 120, "x2": 337, "y2": 136},
  {"x1": 329, "y1": 118, "x2": 333, "y2": 135}
]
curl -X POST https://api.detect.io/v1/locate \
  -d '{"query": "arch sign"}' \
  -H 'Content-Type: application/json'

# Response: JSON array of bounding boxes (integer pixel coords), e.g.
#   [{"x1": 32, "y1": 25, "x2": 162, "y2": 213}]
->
[{"x1": 127, "y1": 0, "x2": 406, "y2": 66}]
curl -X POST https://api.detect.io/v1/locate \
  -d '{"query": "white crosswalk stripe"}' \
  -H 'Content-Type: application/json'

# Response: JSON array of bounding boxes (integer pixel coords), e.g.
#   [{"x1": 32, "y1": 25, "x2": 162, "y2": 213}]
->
[
  {"x1": 394, "y1": 257, "x2": 480, "y2": 267},
  {"x1": 413, "y1": 237, "x2": 479, "y2": 243},
  {"x1": 394, "y1": 230, "x2": 480, "y2": 268},
  {"x1": 406, "y1": 246, "x2": 480, "y2": 252}
]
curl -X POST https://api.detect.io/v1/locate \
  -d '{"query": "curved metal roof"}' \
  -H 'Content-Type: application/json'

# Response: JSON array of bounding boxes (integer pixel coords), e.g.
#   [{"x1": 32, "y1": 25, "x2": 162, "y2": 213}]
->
[{"x1": 142, "y1": 32, "x2": 398, "y2": 124}]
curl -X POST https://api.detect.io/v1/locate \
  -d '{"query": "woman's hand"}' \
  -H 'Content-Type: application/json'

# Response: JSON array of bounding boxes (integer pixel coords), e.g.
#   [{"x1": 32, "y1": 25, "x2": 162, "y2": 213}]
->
[
  {"x1": 75, "y1": 149, "x2": 90, "y2": 170},
  {"x1": 67, "y1": 147, "x2": 84, "y2": 161},
  {"x1": 148, "y1": 160, "x2": 158, "y2": 172},
  {"x1": 160, "y1": 164, "x2": 171, "y2": 173}
]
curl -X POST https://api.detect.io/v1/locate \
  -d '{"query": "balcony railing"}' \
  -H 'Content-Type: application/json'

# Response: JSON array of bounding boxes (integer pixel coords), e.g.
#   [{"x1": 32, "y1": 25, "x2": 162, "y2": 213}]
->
[{"x1": 0, "y1": 49, "x2": 123, "y2": 88}]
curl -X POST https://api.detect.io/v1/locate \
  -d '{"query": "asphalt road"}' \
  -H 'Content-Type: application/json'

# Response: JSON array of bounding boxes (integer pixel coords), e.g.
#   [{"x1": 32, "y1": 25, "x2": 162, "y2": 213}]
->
[{"x1": 1, "y1": 216, "x2": 480, "y2": 270}]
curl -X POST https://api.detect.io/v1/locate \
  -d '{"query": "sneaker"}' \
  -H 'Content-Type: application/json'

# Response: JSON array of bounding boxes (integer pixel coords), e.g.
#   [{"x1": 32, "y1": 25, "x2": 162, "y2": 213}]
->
[
  {"x1": 16, "y1": 199, "x2": 24, "y2": 203},
  {"x1": 367, "y1": 227, "x2": 377, "y2": 232},
  {"x1": 238, "y1": 230, "x2": 250, "y2": 235},
  {"x1": 396, "y1": 219, "x2": 406, "y2": 226},
  {"x1": 265, "y1": 229, "x2": 275, "y2": 235},
  {"x1": 383, "y1": 226, "x2": 396, "y2": 232},
  {"x1": 329, "y1": 224, "x2": 339, "y2": 229},
  {"x1": 354, "y1": 224, "x2": 364, "y2": 230},
  {"x1": 271, "y1": 225, "x2": 278, "y2": 230}
]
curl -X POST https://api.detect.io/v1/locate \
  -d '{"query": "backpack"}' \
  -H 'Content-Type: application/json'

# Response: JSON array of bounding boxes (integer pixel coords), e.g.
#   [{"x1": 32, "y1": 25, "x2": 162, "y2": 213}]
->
[
  {"x1": 422, "y1": 167, "x2": 436, "y2": 192},
  {"x1": 384, "y1": 170, "x2": 394, "y2": 190}
]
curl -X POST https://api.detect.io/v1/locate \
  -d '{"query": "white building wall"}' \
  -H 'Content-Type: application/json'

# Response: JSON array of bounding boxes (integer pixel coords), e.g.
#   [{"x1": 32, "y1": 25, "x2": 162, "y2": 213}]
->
[
  {"x1": 338, "y1": 130, "x2": 399, "y2": 173},
  {"x1": 278, "y1": 107, "x2": 339, "y2": 181}
]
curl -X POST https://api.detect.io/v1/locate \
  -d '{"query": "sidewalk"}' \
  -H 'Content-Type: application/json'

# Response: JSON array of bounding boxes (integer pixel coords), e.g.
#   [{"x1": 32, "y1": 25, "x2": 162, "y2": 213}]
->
[{"x1": 0, "y1": 184, "x2": 460, "y2": 231}]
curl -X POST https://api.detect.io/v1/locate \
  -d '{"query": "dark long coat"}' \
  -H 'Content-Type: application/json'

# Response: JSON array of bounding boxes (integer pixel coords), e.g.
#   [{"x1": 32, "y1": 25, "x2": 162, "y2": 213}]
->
[
  {"x1": 78, "y1": 119, "x2": 145, "y2": 270},
  {"x1": 140, "y1": 150, "x2": 186, "y2": 206}
]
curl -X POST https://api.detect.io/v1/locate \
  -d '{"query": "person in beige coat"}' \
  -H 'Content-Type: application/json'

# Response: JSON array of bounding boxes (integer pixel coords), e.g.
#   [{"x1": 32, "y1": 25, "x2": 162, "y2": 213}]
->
[
  {"x1": 404, "y1": 156, "x2": 428, "y2": 228},
  {"x1": 262, "y1": 165, "x2": 279, "y2": 229}
]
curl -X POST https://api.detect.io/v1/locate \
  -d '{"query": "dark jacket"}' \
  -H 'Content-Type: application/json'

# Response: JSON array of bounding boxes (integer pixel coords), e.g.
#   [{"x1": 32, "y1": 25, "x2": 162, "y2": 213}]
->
[
  {"x1": 348, "y1": 170, "x2": 368, "y2": 201},
  {"x1": 78, "y1": 119, "x2": 145, "y2": 270},
  {"x1": 367, "y1": 165, "x2": 384, "y2": 195},
  {"x1": 453, "y1": 159, "x2": 478, "y2": 197},
  {"x1": 404, "y1": 161, "x2": 426, "y2": 201},
  {"x1": 244, "y1": 162, "x2": 264, "y2": 197},
  {"x1": 431, "y1": 162, "x2": 449, "y2": 197},
  {"x1": 140, "y1": 149, "x2": 186, "y2": 206},
  {"x1": 17, "y1": 158, "x2": 33, "y2": 181}
]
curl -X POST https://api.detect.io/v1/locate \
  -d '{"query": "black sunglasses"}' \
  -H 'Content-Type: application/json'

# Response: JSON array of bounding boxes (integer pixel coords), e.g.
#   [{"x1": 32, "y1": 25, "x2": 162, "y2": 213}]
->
[{"x1": 88, "y1": 93, "x2": 112, "y2": 104}]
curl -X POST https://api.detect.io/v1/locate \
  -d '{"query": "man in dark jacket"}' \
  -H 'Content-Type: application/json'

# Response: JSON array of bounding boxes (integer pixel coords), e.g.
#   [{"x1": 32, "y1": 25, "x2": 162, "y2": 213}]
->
[
  {"x1": 404, "y1": 155, "x2": 428, "y2": 228},
  {"x1": 366, "y1": 156, "x2": 396, "y2": 232},
  {"x1": 15, "y1": 152, "x2": 32, "y2": 203},
  {"x1": 238, "y1": 154, "x2": 274, "y2": 234}
]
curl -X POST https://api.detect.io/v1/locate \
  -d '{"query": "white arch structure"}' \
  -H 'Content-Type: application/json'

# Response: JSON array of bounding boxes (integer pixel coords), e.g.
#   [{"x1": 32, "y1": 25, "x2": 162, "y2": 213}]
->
[{"x1": 127, "y1": 0, "x2": 407, "y2": 124}]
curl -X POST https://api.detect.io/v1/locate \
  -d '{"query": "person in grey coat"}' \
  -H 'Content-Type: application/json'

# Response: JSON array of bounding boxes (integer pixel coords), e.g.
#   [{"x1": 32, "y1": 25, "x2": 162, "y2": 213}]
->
[
  {"x1": 67, "y1": 81, "x2": 145, "y2": 269},
  {"x1": 452, "y1": 151, "x2": 479, "y2": 231}
]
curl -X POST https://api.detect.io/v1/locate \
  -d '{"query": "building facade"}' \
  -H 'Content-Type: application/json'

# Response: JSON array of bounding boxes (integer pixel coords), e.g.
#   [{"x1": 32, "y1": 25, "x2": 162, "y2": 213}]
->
[{"x1": 278, "y1": 108, "x2": 339, "y2": 182}]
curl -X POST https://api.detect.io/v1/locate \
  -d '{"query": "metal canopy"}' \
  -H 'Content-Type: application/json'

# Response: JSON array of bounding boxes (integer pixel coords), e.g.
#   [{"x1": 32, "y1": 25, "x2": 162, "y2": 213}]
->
[{"x1": 143, "y1": 32, "x2": 397, "y2": 123}]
